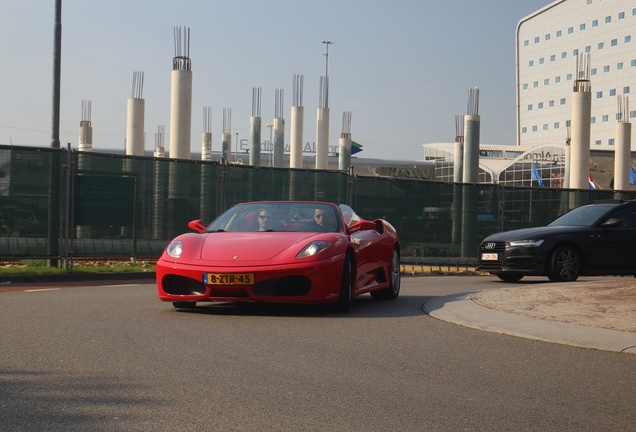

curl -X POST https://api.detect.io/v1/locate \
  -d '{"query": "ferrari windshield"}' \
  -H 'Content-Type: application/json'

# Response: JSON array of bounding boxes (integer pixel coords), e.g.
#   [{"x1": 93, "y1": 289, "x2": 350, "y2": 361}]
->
[
  {"x1": 547, "y1": 204, "x2": 617, "y2": 227},
  {"x1": 206, "y1": 202, "x2": 342, "y2": 233}
]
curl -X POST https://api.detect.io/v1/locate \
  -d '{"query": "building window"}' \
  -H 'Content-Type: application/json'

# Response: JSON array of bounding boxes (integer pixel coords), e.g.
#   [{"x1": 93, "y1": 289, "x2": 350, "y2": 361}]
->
[
  {"x1": 567, "y1": 73, "x2": 573, "y2": 80},
  {"x1": 568, "y1": 27, "x2": 574, "y2": 34},
  {"x1": 595, "y1": 140, "x2": 601, "y2": 146},
  {"x1": 573, "y1": 48, "x2": 579, "y2": 56},
  {"x1": 529, "y1": 60, "x2": 534, "y2": 67},
  {"x1": 630, "y1": 111, "x2": 636, "y2": 119},
  {"x1": 617, "y1": 113, "x2": 623, "y2": 121},
  {"x1": 596, "y1": 91, "x2": 603, "y2": 99},
  {"x1": 580, "y1": 23, "x2": 586, "y2": 31},
  {"x1": 554, "y1": 122, "x2": 560, "y2": 129},
  {"x1": 561, "y1": 51, "x2": 567, "y2": 59},
  {"x1": 544, "y1": 79, "x2": 549, "y2": 86},
  {"x1": 560, "y1": 98, "x2": 566, "y2": 105},
  {"x1": 549, "y1": 100, "x2": 555, "y2": 107},
  {"x1": 632, "y1": 59, "x2": 636, "y2": 67},
  {"x1": 524, "y1": 40, "x2": 529, "y2": 47},
  {"x1": 532, "y1": 125, "x2": 538, "y2": 132},
  {"x1": 618, "y1": 62, "x2": 624, "y2": 70},
  {"x1": 543, "y1": 124, "x2": 549, "y2": 131},
  {"x1": 522, "y1": 127, "x2": 528, "y2": 134},
  {"x1": 605, "y1": 16, "x2": 611, "y2": 24},
  {"x1": 523, "y1": 83, "x2": 528, "y2": 90},
  {"x1": 603, "y1": 115, "x2": 609, "y2": 122},
  {"x1": 591, "y1": 117, "x2": 596, "y2": 124},
  {"x1": 550, "y1": 54, "x2": 556, "y2": 62},
  {"x1": 626, "y1": 35, "x2": 632, "y2": 43},
  {"x1": 619, "y1": 11, "x2": 625, "y2": 20},
  {"x1": 591, "y1": 68, "x2": 597, "y2": 76},
  {"x1": 566, "y1": 120, "x2": 571, "y2": 127},
  {"x1": 609, "y1": 138, "x2": 615, "y2": 146},
  {"x1": 534, "y1": 81, "x2": 539, "y2": 88},
  {"x1": 604, "y1": 65, "x2": 610, "y2": 73},
  {"x1": 528, "y1": 104, "x2": 533, "y2": 111},
  {"x1": 624, "y1": 86, "x2": 631, "y2": 94},
  {"x1": 610, "y1": 89, "x2": 616, "y2": 96},
  {"x1": 539, "y1": 57, "x2": 545, "y2": 64},
  {"x1": 592, "y1": 19, "x2": 599, "y2": 27},
  {"x1": 556, "y1": 30, "x2": 562, "y2": 37},
  {"x1": 611, "y1": 39, "x2": 618, "y2": 46},
  {"x1": 555, "y1": 76, "x2": 561, "y2": 83},
  {"x1": 545, "y1": 33, "x2": 551, "y2": 41},
  {"x1": 534, "y1": 36, "x2": 540, "y2": 44},
  {"x1": 585, "y1": 45, "x2": 591, "y2": 53},
  {"x1": 538, "y1": 102, "x2": 544, "y2": 109},
  {"x1": 598, "y1": 42, "x2": 604, "y2": 50}
]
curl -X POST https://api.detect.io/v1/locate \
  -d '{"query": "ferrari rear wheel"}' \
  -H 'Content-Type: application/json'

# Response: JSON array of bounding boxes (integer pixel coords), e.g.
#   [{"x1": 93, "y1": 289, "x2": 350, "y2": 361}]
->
[
  {"x1": 371, "y1": 248, "x2": 401, "y2": 300},
  {"x1": 334, "y1": 253, "x2": 353, "y2": 312},
  {"x1": 172, "y1": 302, "x2": 197, "y2": 309}
]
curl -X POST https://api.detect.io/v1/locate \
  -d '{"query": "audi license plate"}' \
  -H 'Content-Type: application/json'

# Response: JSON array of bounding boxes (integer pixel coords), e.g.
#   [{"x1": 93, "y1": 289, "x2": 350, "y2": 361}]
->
[
  {"x1": 481, "y1": 253, "x2": 498, "y2": 261},
  {"x1": 203, "y1": 273, "x2": 254, "y2": 285}
]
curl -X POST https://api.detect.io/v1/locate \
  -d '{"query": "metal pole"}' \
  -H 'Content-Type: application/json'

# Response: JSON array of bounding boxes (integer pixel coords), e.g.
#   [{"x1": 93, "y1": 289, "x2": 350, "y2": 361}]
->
[{"x1": 51, "y1": 0, "x2": 62, "y2": 149}]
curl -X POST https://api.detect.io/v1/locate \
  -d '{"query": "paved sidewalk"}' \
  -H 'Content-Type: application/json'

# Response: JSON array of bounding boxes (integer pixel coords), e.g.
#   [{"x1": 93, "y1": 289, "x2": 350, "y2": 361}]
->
[{"x1": 424, "y1": 291, "x2": 636, "y2": 355}]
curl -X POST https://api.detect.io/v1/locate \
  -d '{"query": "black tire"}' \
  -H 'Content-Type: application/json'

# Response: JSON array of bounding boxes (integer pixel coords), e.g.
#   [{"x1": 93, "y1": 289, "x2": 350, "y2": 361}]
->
[
  {"x1": 547, "y1": 245, "x2": 581, "y2": 282},
  {"x1": 371, "y1": 248, "x2": 401, "y2": 300},
  {"x1": 496, "y1": 273, "x2": 524, "y2": 283},
  {"x1": 172, "y1": 302, "x2": 197, "y2": 309},
  {"x1": 334, "y1": 253, "x2": 353, "y2": 312}
]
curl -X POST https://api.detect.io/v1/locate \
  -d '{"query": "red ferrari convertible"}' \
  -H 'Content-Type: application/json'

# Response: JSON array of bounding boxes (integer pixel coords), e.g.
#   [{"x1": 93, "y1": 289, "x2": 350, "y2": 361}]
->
[{"x1": 156, "y1": 201, "x2": 400, "y2": 312}]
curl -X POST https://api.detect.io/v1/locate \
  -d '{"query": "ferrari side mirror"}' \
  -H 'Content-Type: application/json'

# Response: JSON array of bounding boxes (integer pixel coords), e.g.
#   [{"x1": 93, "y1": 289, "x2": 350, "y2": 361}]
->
[{"x1": 188, "y1": 219, "x2": 206, "y2": 233}]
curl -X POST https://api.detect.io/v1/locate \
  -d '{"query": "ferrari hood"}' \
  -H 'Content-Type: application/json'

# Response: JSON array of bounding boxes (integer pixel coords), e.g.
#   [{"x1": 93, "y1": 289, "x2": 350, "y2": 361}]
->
[{"x1": 198, "y1": 232, "x2": 321, "y2": 262}]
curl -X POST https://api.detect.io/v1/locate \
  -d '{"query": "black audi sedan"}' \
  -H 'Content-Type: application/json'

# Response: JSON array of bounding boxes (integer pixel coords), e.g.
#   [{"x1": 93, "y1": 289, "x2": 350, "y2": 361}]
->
[{"x1": 477, "y1": 200, "x2": 636, "y2": 282}]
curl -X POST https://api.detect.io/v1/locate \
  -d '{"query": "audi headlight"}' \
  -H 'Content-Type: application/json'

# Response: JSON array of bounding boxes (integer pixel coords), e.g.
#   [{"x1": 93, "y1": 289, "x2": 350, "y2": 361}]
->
[
  {"x1": 296, "y1": 240, "x2": 331, "y2": 258},
  {"x1": 166, "y1": 241, "x2": 183, "y2": 258},
  {"x1": 508, "y1": 239, "x2": 544, "y2": 247}
]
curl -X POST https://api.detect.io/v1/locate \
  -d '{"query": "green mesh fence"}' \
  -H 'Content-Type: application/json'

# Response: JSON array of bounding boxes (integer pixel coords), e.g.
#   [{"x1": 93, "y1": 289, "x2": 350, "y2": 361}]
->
[{"x1": 1, "y1": 145, "x2": 635, "y2": 264}]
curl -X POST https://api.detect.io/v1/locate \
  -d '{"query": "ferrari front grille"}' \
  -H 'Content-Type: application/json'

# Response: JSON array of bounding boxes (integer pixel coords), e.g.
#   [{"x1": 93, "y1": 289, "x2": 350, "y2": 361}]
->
[{"x1": 252, "y1": 276, "x2": 311, "y2": 297}]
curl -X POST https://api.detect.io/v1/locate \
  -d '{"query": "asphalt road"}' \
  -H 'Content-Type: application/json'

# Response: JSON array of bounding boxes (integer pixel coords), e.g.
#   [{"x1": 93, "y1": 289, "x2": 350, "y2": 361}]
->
[{"x1": 1, "y1": 276, "x2": 634, "y2": 431}]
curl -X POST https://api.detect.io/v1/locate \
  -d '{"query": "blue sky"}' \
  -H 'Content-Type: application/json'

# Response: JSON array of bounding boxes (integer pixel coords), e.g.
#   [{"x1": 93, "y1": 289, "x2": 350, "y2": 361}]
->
[{"x1": 0, "y1": 0, "x2": 550, "y2": 161}]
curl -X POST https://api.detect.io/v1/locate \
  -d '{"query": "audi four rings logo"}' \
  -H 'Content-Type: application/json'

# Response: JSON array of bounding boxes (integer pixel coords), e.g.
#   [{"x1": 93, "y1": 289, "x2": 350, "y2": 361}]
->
[{"x1": 484, "y1": 243, "x2": 496, "y2": 250}]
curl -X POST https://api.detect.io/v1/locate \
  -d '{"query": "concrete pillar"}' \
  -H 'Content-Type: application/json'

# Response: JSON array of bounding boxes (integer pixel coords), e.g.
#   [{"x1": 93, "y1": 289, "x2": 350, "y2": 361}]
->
[
  {"x1": 453, "y1": 140, "x2": 463, "y2": 183},
  {"x1": 315, "y1": 107, "x2": 329, "y2": 170},
  {"x1": 290, "y1": 105, "x2": 304, "y2": 169},
  {"x1": 126, "y1": 98, "x2": 145, "y2": 156},
  {"x1": 614, "y1": 121, "x2": 632, "y2": 191},
  {"x1": 273, "y1": 117, "x2": 285, "y2": 168},
  {"x1": 169, "y1": 69, "x2": 192, "y2": 159},
  {"x1": 338, "y1": 133, "x2": 351, "y2": 172},
  {"x1": 462, "y1": 115, "x2": 480, "y2": 183},
  {"x1": 249, "y1": 116, "x2": 261, "y2": 166},
  {"x1": 569, "y1": 91, "x2": 592, "y2": 189}
]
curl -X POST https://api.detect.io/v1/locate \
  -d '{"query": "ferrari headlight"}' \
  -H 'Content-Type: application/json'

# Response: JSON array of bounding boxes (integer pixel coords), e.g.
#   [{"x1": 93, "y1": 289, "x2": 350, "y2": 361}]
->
[
  {"x1": 166, "y1": 241, "x2": 183, "y2": 258},
  {"x1": 508, "y1": 239, "x2": 544, "y2": 248},
  {"x1": 296, "y1": 240, "x2": 331, "y2": 258}
]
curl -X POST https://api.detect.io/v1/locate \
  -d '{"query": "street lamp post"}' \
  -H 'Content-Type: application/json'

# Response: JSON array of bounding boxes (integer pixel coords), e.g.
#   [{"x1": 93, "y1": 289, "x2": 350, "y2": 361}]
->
[{"x1": 321, "y1": 40, "x2": 334, "y2": 79}]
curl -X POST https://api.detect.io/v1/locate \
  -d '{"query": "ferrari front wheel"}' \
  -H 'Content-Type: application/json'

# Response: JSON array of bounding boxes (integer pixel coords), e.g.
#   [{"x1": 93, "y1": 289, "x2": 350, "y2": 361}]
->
[
  {"x1": 334, "y1": 253, "x2": 353, "y2": 313},
  {"x1": 371, "y1": 248, "x2": 401, "y2": 300}
]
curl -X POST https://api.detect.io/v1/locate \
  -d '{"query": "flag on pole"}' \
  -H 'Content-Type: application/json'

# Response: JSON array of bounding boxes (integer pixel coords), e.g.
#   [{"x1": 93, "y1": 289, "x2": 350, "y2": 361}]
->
[
  {"x1": 588, "y1": 173, "x2": 596, "y2": 189},
  {"x1": 631, "y1": 166, "x2": 636, "y2": 185},
  {"x1": 531, "y1": 163, "x2": 544, "y2": 187},
  {"x1": 351, "y1": 141, "x2": 363, "y2": 155}
]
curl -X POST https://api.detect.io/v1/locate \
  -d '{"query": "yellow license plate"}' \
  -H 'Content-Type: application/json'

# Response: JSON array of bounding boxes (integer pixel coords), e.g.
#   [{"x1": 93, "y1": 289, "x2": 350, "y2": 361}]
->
[
  {"x1": 203, "y1": 273, "x2": 254, "y2": 285},
  {"x1": 481, "y1": 253, "x2": 498, "y2": 261}
]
